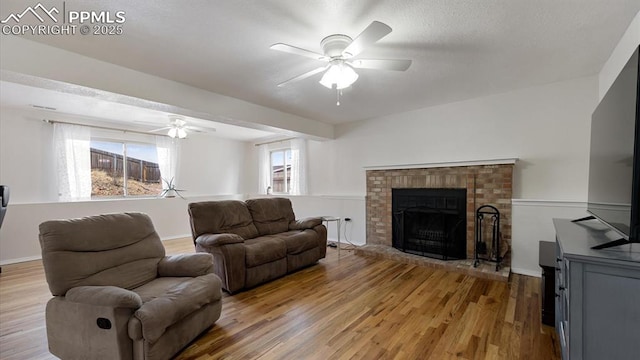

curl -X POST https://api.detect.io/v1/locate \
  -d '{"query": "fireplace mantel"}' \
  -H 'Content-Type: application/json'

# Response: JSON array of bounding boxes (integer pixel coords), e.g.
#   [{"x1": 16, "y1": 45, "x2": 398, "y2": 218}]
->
[{"x1": 363, "y1": 158, "x2": 518, "y2": 171}]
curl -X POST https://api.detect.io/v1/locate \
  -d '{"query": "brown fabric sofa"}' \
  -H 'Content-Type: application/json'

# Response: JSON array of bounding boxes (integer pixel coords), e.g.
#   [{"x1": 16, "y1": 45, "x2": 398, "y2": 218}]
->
[
  {"x1": 38, "y1": 212, "x2": 223, "y2": 360},
  {"x1": 188, "y1": 197, "x2": 327, "y2": 293}
]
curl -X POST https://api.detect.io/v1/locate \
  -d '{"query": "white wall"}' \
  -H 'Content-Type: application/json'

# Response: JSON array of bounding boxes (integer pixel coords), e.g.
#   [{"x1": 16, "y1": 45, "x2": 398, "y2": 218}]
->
[
  {"x1": 179, "y1": 134, "x2": 247, "y2": 197},
  {"x1": 0, "y1": 108, "x2": 248, "y2": 263},
  {"x1": 599, "y1": 11, "x2": 640, "y2": 98},
  {"x1": 0, "y1": 108, "x2": 57, "y2": 203},
  {"x1": 309, "y1": 76, "x2": 597, "y2": 200},
  {"x1": 286, "y1": 196, "x2": 365, "y2": 246}
]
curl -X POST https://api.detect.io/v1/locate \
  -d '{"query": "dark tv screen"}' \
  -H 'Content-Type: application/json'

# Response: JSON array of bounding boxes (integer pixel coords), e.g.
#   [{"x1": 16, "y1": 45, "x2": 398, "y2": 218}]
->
[{"x1": 587, "y1": 46, "x2": 639, "y2": 239}]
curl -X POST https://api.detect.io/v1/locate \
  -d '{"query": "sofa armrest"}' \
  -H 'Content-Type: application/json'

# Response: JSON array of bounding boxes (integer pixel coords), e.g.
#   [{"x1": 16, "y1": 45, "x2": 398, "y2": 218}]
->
[
  {"x1": 133, "y1": 273, "x2": 220, "y2": 342},
  {"x1": 158, "y1": 253, "x2": 214, "y2": 277},
  {"x1": 65, "y1": 286, "x2": 142, "y2": 309},
  {"x1": 195, "y1": 236, "x2": 246, "y2": 293},
  {"x1": 289, "y1": 217, "x2": 323, "y2": 230},
  {"x1": 196, "y1": 233, "x2": 245, "y2": 248}
]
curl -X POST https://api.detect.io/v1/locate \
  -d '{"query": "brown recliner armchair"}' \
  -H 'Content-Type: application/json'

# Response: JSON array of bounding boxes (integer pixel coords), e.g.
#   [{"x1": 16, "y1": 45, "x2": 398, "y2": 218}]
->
[{"x1": 38, "y1": 212, "x2": 222, "y2": 360}]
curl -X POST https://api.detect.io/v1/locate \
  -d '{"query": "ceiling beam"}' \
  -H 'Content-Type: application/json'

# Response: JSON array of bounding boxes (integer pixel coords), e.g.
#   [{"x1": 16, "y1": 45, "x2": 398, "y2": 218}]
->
[{"x1": 0, "y1": 37, "x2": 334, "y2": 140}]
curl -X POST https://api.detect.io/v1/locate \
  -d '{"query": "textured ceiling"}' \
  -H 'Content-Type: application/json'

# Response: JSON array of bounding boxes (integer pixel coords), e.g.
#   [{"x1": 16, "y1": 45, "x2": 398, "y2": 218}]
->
[{"x1": 1, "y1": 0, "x2": 639, "y2": 124}]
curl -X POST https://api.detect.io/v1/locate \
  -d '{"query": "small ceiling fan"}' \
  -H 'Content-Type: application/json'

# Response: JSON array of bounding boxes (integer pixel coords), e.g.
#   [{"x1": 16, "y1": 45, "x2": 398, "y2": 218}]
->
[
  {"x1": 147, "y1": 115, "x2": 216, "y2": 139},
  {"x1": 270, "y1": 20, "x2": 412, "y2": 103}
]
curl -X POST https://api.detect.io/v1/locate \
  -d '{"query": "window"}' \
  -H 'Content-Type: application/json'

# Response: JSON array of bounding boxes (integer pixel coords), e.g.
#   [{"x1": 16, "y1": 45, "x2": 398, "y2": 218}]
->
[
  {"x1": 90, "y1": 140, "x2": 162, "y2": 197},
  {"x1": 270, "y1": 149, "x2": 291, "y2": 194},
  {"x1": 258, "y1": 139, "x2": 308, "y2": 195}
]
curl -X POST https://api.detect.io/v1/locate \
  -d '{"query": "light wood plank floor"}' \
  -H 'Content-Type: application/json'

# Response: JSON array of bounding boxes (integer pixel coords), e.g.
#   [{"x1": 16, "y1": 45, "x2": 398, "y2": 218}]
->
[{"x1": 0, "y1": 238, "x2": 559, "y2": 359}]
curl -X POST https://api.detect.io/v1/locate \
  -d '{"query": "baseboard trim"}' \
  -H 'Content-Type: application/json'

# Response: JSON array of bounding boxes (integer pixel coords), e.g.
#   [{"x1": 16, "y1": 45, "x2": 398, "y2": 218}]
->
[
  {"x1": 0, "y1": 255, "x2": 42, "y2": 266},
  {"x1": 161, "y1": 234, "x2": 192, "y2": 241},
  {"x1": 511, "y1": 267, "x2": 541, "y2": 278}
]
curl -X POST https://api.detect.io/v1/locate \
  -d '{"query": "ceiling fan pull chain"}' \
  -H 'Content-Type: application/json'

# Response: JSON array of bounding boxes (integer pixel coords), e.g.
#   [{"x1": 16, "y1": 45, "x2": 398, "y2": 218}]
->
[{"x1": 336, "y1": 88, "x2": 341, "y2": 106}]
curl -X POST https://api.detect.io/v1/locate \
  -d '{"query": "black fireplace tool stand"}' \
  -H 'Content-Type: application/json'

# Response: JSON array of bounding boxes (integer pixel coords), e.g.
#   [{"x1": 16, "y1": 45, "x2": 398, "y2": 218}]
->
[{"x1": 474, "y1": 205, "x2": 503, "y2": 271}]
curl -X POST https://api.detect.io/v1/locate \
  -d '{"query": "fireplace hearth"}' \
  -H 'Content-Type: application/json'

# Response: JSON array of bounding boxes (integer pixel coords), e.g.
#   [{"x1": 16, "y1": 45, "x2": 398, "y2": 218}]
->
[{"x1": 392, "y1": 188, "x2": 466, "y2": 260}]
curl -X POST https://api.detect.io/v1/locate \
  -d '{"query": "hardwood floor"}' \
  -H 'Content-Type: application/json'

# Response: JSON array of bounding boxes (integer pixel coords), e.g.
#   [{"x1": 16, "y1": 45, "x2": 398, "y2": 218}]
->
[{"x1": 0, "y1": 238, "x2": 559, "y2": 359}]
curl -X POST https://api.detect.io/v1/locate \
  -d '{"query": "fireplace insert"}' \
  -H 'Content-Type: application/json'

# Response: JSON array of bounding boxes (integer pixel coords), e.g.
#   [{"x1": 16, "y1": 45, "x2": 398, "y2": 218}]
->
[{"x1": 392, "y1": 188, "x2": 466, "y2": 260}]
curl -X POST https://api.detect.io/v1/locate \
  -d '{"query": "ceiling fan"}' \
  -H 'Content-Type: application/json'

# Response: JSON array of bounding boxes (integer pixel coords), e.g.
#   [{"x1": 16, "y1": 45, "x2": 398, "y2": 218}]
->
[
  {"x1": 147, "y1": 116, "x2": 216, "y2": 139},
  {"x1": 270, "y1": 21, "x2": 411, "y2": 104}
]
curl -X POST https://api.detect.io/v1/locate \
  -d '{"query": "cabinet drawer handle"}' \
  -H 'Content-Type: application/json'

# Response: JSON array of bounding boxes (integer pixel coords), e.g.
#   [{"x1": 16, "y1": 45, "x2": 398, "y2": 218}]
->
[
  {"x1": 559, "y1": 286, "x2": 566, "y2": 291},
  {"x1": 556, "y1": 257, "x2": 562, "y2": 262}
]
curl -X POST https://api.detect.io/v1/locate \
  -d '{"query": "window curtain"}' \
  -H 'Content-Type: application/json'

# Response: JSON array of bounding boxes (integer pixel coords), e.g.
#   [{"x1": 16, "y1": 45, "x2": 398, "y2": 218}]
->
[
  {"x1": 53, "y1": 123, "x2": 91, "y2": 201},
  {"x1": 156, "y1": 135, "x2": 180, "y2": 188},
  {"x1": 258, "y1": 144, "x2": 270, "y2": 194},
  {"x1": 290, "y1": 138, "x2": 308, "y2": 195}
]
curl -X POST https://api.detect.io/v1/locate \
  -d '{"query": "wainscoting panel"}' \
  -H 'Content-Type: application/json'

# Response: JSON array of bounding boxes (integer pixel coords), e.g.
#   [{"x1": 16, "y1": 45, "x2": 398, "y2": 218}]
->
[{"x1": 511, "y1": 199, "x2": 587, "y2": 276}]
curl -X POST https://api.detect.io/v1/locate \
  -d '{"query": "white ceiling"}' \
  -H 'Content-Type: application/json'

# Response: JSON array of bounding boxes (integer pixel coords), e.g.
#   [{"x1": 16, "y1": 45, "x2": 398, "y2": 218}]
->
[{"x1": 1, "y1": 0, "x2": 639, "y2": 125}]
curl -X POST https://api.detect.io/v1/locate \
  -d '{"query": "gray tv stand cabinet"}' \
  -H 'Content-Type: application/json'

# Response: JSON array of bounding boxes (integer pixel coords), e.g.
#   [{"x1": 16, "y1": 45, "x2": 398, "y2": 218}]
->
[{"x1": 554, "y1": 219, "x2": 640, "y2": 360}]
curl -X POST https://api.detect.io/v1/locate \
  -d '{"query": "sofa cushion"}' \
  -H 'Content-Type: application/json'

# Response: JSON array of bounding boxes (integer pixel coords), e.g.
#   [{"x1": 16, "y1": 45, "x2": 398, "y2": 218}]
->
[
  {"x1": 189, "y1": 201, "x2": 259, "y2": 240},
  {"x1": 132, "y1": 274, "x2": 222, "y2": 342},
  {"x1": 244, "y1": 237, "x2": 287, "y2": 267},
  {"x1": 278, "y1": 230, "x2": 320, "y2": 254},
  {"x1": 246, "y1": 198, "x2": 296, "y2": 236}
]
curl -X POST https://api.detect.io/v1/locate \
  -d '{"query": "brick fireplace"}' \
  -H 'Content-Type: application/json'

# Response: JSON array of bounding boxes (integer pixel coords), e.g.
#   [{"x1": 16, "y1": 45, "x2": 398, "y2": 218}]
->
[{"x1": 365, "y1": 160, "x2": 515, "y2": 261}]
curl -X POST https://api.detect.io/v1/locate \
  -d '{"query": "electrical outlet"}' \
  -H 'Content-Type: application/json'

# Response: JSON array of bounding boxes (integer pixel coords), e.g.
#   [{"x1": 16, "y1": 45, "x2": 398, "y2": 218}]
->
[{"x1": 345, "y1": 217, "x2": 352, "y2": 222}]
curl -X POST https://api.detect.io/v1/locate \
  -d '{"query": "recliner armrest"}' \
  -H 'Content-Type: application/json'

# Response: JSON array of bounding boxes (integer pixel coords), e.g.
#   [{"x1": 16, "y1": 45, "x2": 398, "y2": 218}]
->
[
  {"x1": 65, "y1": 286, "x2": 142, "y2": 309},
  {"x1": 196, "y1": 233, "x2": 245, "y2": 248},
  {"x1": 289, "y1": 217, "x2": 323, "y2": 230},
  {"x1": 158, "y1": 253, "x2": 214, "y2": 277}
]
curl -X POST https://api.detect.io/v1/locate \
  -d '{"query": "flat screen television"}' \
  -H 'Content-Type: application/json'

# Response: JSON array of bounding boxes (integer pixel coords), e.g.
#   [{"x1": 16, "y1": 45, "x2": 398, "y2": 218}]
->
[{"x1": 581, "y1": 45, "x2": 640, "y2": 249}]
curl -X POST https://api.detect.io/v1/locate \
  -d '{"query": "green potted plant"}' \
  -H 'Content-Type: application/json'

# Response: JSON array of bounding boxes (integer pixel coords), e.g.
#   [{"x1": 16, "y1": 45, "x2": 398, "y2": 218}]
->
[{"x1": 160, "y1": 177, "x2": 185, "y2": 199}]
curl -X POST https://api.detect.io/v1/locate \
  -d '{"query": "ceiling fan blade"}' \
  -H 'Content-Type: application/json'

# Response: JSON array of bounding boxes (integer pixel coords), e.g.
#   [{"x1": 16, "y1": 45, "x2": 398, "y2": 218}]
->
[
  {"x1": 342, "y1": 21, "x2": 392, "y2": 58},
  {"x1": 186, "y1": 125, "x2": 216, "y2": 133},
  {"x1": 133, "y1": 120, "x2": 169, "y2": 127},
  {"x1": 270, "y1": 43, "x2": 328, "y2": 61},
  {"x1": 149, "y1": 126, "x2": 171, "y2": 133},
  {"x1": 350, "y1": 59, "x2": 412, "y2": 71},
  {"x1": 277, "y1": 66, "x2": 328, "y2": 87}
]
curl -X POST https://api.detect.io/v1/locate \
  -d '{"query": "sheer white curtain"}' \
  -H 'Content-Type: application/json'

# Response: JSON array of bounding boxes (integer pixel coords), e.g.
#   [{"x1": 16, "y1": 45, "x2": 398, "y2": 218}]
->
[
  {"x1": 53, "y1": 123, "x2": 91, "y2": 201},
  {"x1": 155, "y1": 135, "x2": 180, "y2": 188},
  {"x1": 290, "y1": 138, "x2": 308, "y2": 195},
  {"x1": 258, "y1": 144, "x2": 270, "y2": 194}
]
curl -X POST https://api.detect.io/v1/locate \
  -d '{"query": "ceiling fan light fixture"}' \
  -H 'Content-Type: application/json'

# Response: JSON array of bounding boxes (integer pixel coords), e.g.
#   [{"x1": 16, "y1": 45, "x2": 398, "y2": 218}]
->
[
  {"x1": 167, "y1": 126, "x2": 188, "y2": 138},
  {"x1": 166, "y1": 116, "x2": 188, "y2": 138},
  {"x1": 319, "y1": 62, "x2": 359, "y2": 90}
]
